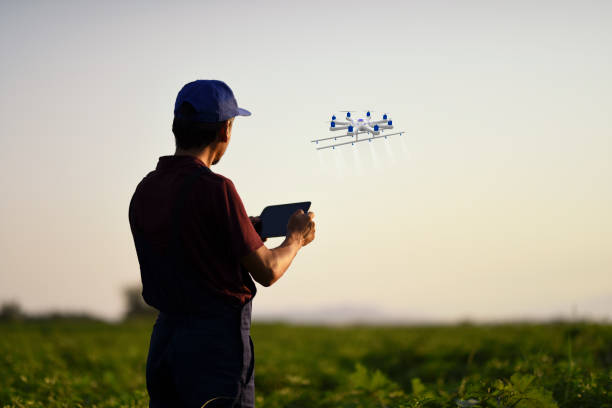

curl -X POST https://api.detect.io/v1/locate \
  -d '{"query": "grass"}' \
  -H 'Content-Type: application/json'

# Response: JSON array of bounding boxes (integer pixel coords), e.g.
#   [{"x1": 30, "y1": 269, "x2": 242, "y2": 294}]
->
[{"x1": 1, "y1": 319, "x2": 611, "y2": 407}]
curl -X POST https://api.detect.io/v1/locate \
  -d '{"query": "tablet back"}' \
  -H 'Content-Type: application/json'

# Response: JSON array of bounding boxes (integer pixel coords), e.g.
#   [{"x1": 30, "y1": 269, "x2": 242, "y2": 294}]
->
[{"x1": 260, "y1": 202, "x2": 311, "y2": 238}]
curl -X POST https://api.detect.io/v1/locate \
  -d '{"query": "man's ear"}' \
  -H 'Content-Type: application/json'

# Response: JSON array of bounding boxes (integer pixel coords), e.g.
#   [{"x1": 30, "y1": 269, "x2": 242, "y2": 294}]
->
[{"x1": 216, "y1": 120, "x2": 230, "y2": 143}]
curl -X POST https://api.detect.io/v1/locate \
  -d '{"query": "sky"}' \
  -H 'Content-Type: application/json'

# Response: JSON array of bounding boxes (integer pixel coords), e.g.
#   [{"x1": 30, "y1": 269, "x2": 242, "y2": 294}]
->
[{"x1": 0, "y1": 0, "x2": 610, "y2": 322}]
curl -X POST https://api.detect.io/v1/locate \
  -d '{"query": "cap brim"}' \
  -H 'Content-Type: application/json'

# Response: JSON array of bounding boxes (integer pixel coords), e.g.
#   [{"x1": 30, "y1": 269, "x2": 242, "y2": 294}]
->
[{"x1": 237, "y1": 107, "x2": 251, "y2": 117}]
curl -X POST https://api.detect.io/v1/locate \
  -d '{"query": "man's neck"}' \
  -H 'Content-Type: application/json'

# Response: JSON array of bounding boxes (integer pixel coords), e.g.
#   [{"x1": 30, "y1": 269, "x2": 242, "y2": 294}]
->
[{"x1": 174, "y1": 146, "x2": 216, "y2": 167}]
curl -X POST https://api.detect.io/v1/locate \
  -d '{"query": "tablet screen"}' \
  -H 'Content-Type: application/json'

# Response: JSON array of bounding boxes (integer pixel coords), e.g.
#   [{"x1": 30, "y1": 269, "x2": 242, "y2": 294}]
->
[{"x1": 259, "y1": 202, "x2": 311, "y2": 238}]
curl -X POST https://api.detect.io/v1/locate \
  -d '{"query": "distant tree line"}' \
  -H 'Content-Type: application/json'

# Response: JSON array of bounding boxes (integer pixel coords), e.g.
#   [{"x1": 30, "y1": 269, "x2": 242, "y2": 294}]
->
[
  {"x1": 123, "y1": 285, "x2": 157, "y2": 319},
  {"x1": 0, "y1": 284, "x2": 156, "y2": 322},
  {"x1": 0, "y1": 301, "x2": 24, "y2": 321},
  {"x1": 0, "y1": 301, "x2": 101, "y2": 322}
]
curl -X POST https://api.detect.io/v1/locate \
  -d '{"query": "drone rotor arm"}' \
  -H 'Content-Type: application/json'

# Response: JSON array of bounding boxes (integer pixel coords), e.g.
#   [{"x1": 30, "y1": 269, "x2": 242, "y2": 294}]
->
[
  {"x1": 363, "y1": 125, "x2": 380, "y2": 135},
  {"x1": 369, "y1": 119, "x2": 388, "y2": 125},
  {"x1": 330, "y1": 125, "x2": 350, "y2": 131}
]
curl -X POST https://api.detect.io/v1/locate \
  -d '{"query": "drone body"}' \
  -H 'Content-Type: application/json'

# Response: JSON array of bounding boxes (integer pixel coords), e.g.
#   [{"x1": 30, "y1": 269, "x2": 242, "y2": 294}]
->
[
  {"x1": 331, "y1": 110, "x2": 393, "y2": 136},
  {"x1": 312, "y1": 111, "x2": 404, "y2": 150}
]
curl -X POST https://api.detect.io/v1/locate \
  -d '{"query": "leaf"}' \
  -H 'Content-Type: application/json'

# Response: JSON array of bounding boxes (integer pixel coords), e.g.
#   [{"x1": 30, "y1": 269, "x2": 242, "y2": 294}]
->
[
  {"x1": 509, "y1": 373, "x2": 535, "y2": 393},
  {"x1": 412, "y1": 378, "x2": 426, "y2": 396}
]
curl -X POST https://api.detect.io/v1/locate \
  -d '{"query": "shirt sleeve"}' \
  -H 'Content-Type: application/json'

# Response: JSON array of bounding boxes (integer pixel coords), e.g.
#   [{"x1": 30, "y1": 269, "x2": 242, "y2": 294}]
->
[{"x1": 221, "y1": 178, "x2": 264, "y2": 258}]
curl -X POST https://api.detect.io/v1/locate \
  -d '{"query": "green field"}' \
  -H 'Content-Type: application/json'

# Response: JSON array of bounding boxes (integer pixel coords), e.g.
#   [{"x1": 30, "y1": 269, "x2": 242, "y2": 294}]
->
[{"x1": 1, "y1": 320, "x2": 611, "y2": 407}]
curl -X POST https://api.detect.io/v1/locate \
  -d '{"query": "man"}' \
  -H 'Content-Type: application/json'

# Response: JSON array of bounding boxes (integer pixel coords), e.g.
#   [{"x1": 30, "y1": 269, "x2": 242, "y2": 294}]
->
[{"x1": 128, "y1": 79, "x2": 315, "y2": 408}]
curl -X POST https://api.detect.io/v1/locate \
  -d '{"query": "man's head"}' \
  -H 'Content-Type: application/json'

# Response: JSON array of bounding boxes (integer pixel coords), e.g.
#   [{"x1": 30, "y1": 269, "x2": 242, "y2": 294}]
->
[
  {"x1": 172, "y1": 103, "x2": 234, "y2": 164},
  {"x1": 172, "y1": 80, "x2": 250, "y2": 164}
]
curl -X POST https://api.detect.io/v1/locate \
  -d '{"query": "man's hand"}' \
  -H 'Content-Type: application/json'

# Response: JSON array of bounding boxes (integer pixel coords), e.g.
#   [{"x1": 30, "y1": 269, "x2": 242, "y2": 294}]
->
[
  {"x1": 242, "y1": 210, "x2": 316, "y2": 287},
  {"x1": 287, "y1": 210, "x2": 315, "y2": 247}
]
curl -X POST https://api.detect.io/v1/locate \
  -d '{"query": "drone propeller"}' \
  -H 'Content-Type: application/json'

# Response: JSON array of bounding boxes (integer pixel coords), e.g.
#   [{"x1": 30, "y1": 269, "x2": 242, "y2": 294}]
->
[
  {"x1": 365, "y1": 110, "x2": 390, "y2": 118},
  {"x1": 335, "y1": 110, "x2": 353, "y2": 118},
  {"x1": 332, "y1": 110, "x2": 391, "y2": 120},
  {"x1": 366, "y1": 109, "x2": 383, "y2": 115}
]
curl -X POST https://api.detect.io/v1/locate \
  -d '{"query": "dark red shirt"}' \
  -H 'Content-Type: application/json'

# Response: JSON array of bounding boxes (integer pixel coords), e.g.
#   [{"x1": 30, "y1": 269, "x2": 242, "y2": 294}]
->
[{"x1": 129, "y1": 155, "x2": 263, "y2": 311}]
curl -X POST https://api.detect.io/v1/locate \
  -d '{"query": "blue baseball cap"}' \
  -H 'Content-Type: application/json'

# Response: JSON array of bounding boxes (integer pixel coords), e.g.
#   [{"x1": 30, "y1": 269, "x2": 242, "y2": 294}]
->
[{"x1": 174, "y1": 79, "x2": 251, "y2": 122}]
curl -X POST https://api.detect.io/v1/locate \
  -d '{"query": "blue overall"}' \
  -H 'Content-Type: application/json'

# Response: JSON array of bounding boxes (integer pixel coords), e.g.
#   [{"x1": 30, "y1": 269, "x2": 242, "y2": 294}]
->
[
  {"x1": 146, "y1": 298, "x2": 255, "y2": 407},
  {"x1": 134, "y1": 167, "x2": 257, "y2": 408}
]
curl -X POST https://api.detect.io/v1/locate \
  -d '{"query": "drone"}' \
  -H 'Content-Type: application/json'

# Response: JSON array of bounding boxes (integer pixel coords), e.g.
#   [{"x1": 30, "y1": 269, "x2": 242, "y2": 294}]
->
[{"x1": 311, "y1": 110, "x2": 405, "y2": 150}]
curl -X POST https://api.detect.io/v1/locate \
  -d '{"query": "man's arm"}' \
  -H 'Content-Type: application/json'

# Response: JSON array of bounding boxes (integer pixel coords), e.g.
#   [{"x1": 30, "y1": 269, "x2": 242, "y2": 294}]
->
[{"x1": 241, "y1": 210, "x2": 315, "y2": 287}]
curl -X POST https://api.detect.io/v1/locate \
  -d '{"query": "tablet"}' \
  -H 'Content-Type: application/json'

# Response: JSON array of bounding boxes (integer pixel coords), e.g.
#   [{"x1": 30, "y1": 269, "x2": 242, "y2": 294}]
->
[{"x1": 259, "y1": 202, "x2": 311, "y2": 238}]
